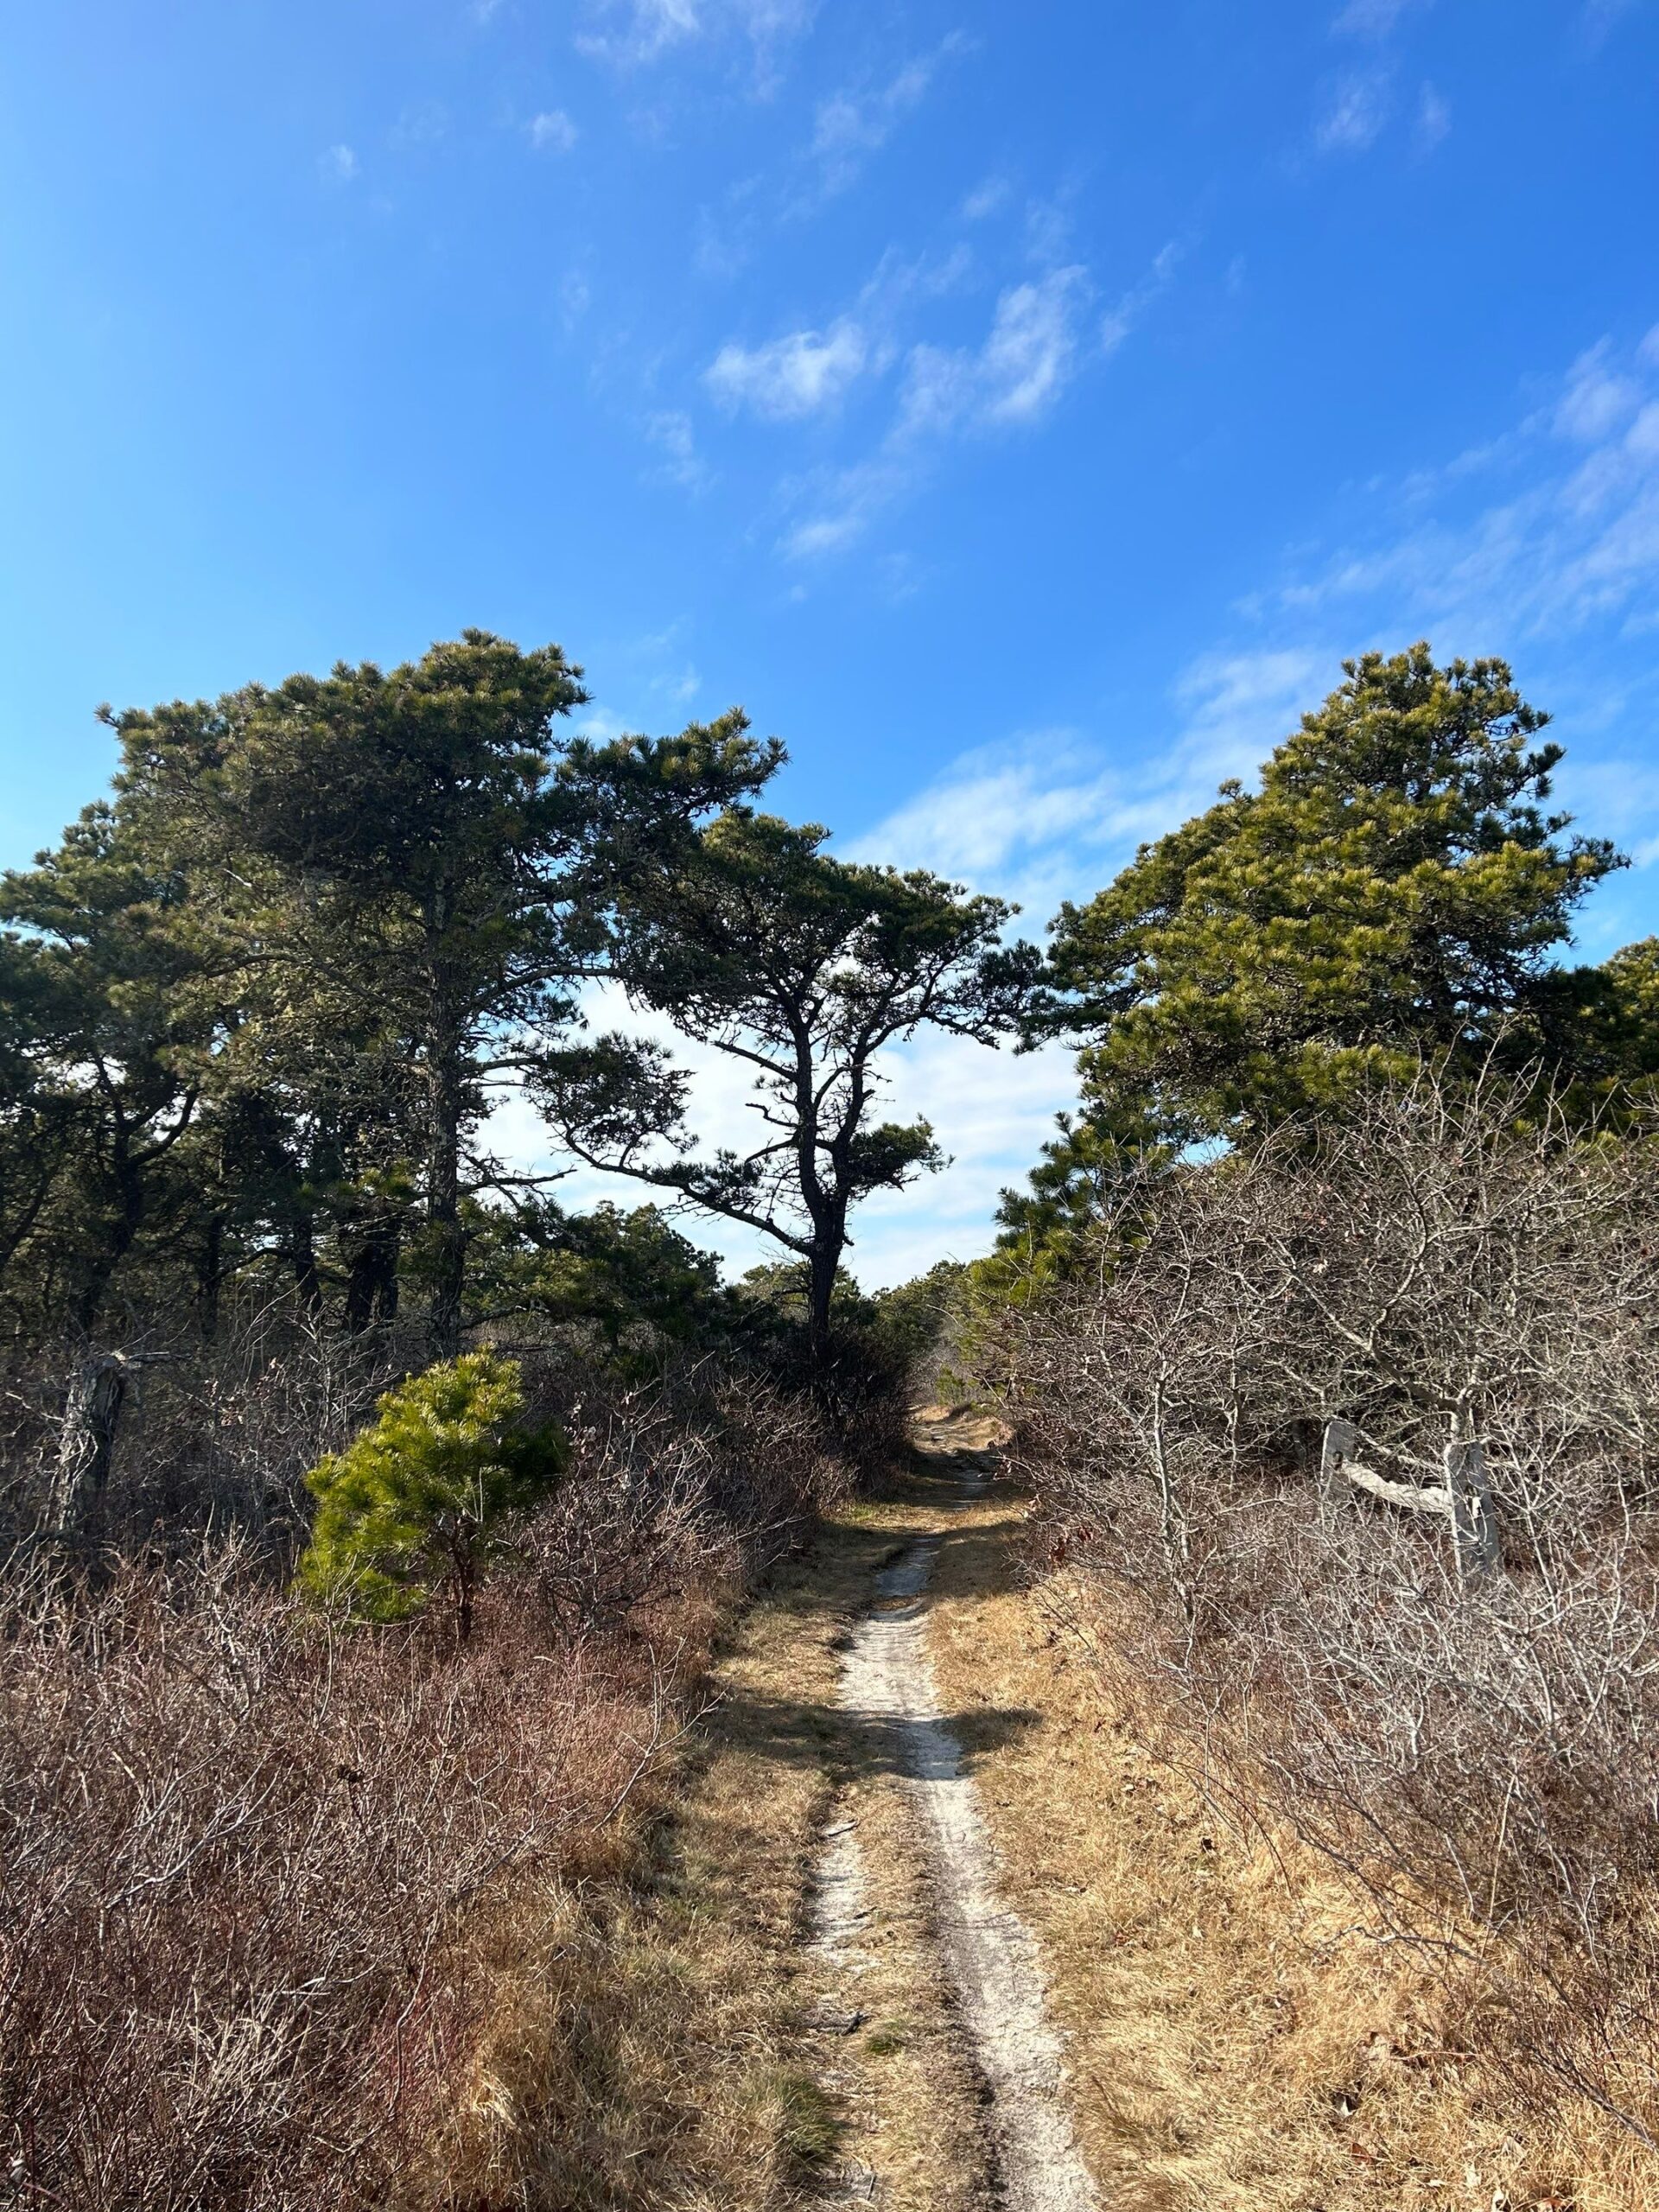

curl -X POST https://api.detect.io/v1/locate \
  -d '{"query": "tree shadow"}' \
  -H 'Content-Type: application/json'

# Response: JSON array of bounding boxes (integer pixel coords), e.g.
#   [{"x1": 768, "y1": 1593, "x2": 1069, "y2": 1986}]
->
[{"x1": 713, "y1": 1680, "x2": 1041, "y2": 1783}]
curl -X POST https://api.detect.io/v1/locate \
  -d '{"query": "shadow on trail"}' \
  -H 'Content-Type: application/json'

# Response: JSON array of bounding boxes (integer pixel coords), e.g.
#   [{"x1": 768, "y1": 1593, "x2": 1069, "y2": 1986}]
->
[
  {"x1": 713, "y1": 1467, "x2": 1039, "y2": 1788},
  {"x1": 715, "y1": 1680, "x2": 1042, "y2": 1780}
]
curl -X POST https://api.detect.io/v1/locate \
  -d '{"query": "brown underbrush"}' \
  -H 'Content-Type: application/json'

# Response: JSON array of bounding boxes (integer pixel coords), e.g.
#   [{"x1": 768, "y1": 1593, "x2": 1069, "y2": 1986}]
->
[
  {"x1": 925, "y1": 1477, "x2": 1640, "y2": 2209},
  {"x1": 979, "y1": 1066, "x2": 1659, "y2": 2198},
  {"x1": 0, "y1": 1323, "x2": 862, "y2": 2209},
  {"x1": 0, "y1": 1545, "x2": 709, "y2": 2209}
]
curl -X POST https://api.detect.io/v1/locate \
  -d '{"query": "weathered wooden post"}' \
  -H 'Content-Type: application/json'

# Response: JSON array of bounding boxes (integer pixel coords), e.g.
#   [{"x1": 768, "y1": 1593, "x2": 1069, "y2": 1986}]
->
[
  {"x1": 1319, "y1": 1416, "x2": 1357, "y2": 1522},
  {"x1": 1446, "y1": 1436, "x2": 1500, "y2": 1584},
  {"x1": 47, "y1": 1351, "x2": 131, "y2": 1541},
  {"x1": 45, "y1": 1350, "x2": 171, "y2": 1544}
]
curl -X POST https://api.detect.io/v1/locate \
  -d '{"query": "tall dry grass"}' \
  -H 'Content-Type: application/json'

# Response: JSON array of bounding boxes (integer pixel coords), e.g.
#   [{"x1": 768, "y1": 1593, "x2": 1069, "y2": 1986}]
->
[{"x1": 0, "y1": 1541, "x2": 683, "y2": 2208}]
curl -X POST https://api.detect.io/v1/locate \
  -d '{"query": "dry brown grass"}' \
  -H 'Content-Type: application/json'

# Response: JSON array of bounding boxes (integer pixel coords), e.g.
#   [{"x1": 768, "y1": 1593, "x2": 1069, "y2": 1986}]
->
[
  {"x1": 922, "y1": 1465, "x2": 1647, "y2": 2212},
  {"x1": 796, "y1": 1482, "x2": 997, "y2": 2209},
  {"x1": 397, "y1": 1471, "x2": 994, "y2": 2210},
  {"x1": 0, "y1": 1349, "x2": 878, "y2": 2210},
  {"x1": 0, "y1": 1540, "x2": 718, "y2": 2210}
]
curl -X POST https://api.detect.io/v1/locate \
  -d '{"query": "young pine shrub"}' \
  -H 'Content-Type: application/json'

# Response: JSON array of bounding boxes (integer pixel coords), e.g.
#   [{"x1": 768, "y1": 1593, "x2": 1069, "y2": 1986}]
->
[{"x1": 300, "y1": 1351, "x2": 565, "y2": 1643}]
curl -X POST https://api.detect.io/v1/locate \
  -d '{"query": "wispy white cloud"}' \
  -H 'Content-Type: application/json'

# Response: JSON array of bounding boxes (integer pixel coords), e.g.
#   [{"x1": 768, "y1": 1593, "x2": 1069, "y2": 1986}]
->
[
  {"x1": 706, "y1": 318, "x2": 873, "y2": 419},
  {"x1": 810, "y1": 34, "x2": 969, "y2": 194},
  {"x1": 1583, "y1": 0, "x2": 1638, "y2": 48},
  {"x1": 962, "y1": 174, "x2": 1012, "y2": 221},
  {"x1": 579, "y1": 0, "x2": 706, "y2": 60},
  {"x1": 850, "y1": 648, "x2": 1324, "y2": 915},
  {"x1": 779, "y1": 274, "x2": 1087, "y2": 557},
  {"x1": 1022, "y1": 192, "x2": 1077, "y2": 270},
  {"x1": 901, "y1": 266, "x2": 1089, "y2": 435},
  {"x1": 848, "y1": 730, "x2": 1122, "y2": 887},
  {"x1": 782, "y1": 244, "x2": 1174, "y2": 560},
  {"x1": 528, "y1": 109, "x2": 579, "y2": 153},
  {"x1": 560, "y1": 267, "x2": 592, "y2": 328},
  {"x1": 1554, "y1": 339, "x2": 1643, "y2": 442},
  {"x1": 645, "y1": 410, "x2": 712, "y2": 490},
  {"x1": 692, "y1": 244, "x2": 975, "y2": 521},
  {"x1": 1313, "y1": 69, "x2": 1393, "y2": 152},
  {"x1": 621, "y1": 620, "x2": 703, "y2": 706},
  {"x1": 1264, "y1": 332, "x2": 1659, "y2": 644},
  {"x1": 1415, "y1": 81, "x2": 1451, "y2": 149},
  {"x1": 569, "y1": 706, "x2": 634, "y2": 747},
  {"x1": 391, "y1": 100, "x2": 449, "y2": 150},
  {"x1": 1169, "y1": 646, "x2": 1331, "y2": 789},
  {"x1": 781, "y1": 453, "x2": 913, "y2": 559},
  {"x1": 1100, "y1": 241, "x2": 1181, "y2": 354},
  {"x1": 1332, "y1": 0, "x2": 1428, "y2": 35},
  {"x1": 320, "y1": 143, "x2": 359, "y2": 184},
  {"x1": 577, "y1": 0, "x2": 815, "y2": 73}
]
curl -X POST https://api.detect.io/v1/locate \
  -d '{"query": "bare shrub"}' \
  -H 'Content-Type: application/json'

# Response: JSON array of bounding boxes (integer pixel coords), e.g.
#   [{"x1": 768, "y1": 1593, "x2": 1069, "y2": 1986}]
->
[
  {"x1": 513, "y1": 1349, "x2": 852, "y2": 1639},
  {"x1": 990, "y1": 1064, "x2": 1659, "y2": 2154},
  {"x1": 528, "y1": 1401, "x2": 736, "y2": 1638},
  {"x1": 0, "y1": 1290, "x2": 880, "y2": 2203},
  {"x1": 0, "y1": 1537, "x2": 680, "y2": 2209},
  {"x1": 0, "y1": 1295, "x2": 417, "y2": 1563}
]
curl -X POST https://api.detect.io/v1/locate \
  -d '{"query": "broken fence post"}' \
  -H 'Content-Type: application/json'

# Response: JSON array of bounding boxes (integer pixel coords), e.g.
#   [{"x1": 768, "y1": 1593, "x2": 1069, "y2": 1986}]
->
[{"x1": 45, "y1": 1348, "x2": 174, "y2": 1545}]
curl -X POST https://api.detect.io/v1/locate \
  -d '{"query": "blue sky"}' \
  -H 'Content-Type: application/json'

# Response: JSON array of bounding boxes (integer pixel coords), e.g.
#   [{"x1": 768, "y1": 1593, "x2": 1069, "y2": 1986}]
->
[{"x1": 3, "y1": 0, "x2": 1657, "y2": 1285}]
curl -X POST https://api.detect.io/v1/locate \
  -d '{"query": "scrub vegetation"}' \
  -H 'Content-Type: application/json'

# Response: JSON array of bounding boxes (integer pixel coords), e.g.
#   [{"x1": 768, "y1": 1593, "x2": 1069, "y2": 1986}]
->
[
  {"x1": 3, "y1": 636, "x2": 1659, "y2": 2205},
  {"x1": 957, "y1": 645, "x2": 1659, "y2": 2202},
  {"x1": 0, "y1": 631, "x2": 991, "y2": 2208}
]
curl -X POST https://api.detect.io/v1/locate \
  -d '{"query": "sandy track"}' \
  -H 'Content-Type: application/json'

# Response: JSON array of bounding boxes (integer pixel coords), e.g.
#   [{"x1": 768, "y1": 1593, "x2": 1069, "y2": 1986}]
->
[{"x1": 817, "y1": 1478, "x2": 1097, "y2": 2211}]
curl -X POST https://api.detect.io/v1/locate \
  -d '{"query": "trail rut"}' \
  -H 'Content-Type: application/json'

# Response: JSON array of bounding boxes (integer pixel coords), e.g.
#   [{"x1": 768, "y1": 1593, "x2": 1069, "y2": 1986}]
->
[{"x1": 813, "y1": 1452, "x2": 1097, "y2": 2211}]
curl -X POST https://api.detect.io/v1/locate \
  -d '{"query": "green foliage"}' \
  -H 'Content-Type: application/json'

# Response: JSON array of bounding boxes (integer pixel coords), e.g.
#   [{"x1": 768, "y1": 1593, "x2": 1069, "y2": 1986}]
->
[
  {"x1": 111, "y1": 632, "x2": 594, "y2": 1357},
  {"x1": 738, "y1": 1258, "x2": 872, "y2": 1321},
  {"x1": 992, "y1": 1096, "x2": 1175, "y2": 1260},
  {"x1": 106, "y1": 637, "x2": 779, "y2": 1357},
  {"x1": 1596, "y1": 937, "x2": 1659, "y2": 1079},
  {"x1": 469, "y1": 1195, "x2": 727, "y2": 1346},
  {"x1": 868, "y1": 1260, "x2": 967, "y2": 1368},
  {"x1": 1529, "y1": 936, "x2": 1659, "y2": 1111},
  {"x1": 536, "y1": 803, "x2": 1039, "y2": 1353},
  {"x1": 0, "y1": 803, "x2": 225, "y2": 1334},
  {"x1": 299, "y1": 1352, "x2": 566, "y2": 1638},
  {"x1": 1043, "y1": 644, "x2": 1624, "y2": 1147}
]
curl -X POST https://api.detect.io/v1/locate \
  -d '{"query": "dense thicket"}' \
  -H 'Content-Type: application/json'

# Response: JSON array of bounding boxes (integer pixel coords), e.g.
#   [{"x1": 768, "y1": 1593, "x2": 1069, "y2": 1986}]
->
[
  {"x1": 0, "y1": 630, "x2": 966, "y2": 2207},
  {"x1": 0, "y1": 1344, "x2": 859, "y2": 2209},
  {"x1": 984, "y1": 1068, "x2": 1659, "y2": 2145},
  {"x1": 976, "y1": 645, "x2": 1659, "y2": 2163}
]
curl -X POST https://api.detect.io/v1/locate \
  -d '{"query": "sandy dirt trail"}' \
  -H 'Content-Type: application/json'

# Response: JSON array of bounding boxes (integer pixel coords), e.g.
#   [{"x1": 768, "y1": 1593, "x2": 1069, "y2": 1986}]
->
[{"x1": 813, "y1": 1421, "x2": 1097, "y2": 2211}]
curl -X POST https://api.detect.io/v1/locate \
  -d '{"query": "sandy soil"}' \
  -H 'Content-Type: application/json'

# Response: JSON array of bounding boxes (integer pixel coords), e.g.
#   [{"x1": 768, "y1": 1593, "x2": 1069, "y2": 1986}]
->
[{"x1": 807, "y1": 1410, "x2": 1097, "y2": 2210}]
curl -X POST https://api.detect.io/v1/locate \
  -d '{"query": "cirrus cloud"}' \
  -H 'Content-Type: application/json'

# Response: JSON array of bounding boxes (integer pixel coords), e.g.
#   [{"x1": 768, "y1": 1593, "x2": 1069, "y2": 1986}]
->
[{"x1": 705, "y1": 318, "x2": 874, "y2": 419}]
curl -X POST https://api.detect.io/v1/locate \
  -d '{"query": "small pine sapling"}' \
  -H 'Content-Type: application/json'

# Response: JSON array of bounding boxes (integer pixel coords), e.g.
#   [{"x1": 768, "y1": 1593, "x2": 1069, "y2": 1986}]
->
[{"x1": 300, "y1": 1351, "x2": 565, "y2": 1641}]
